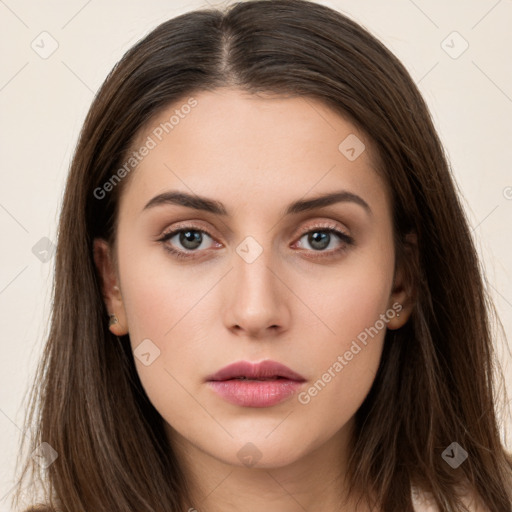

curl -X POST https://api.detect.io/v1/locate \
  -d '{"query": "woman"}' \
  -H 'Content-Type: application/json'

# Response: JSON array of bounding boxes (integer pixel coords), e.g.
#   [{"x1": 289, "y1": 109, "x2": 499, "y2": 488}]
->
[{"x1": 12, "y1": 0, "x2": 512, "y2": 510}]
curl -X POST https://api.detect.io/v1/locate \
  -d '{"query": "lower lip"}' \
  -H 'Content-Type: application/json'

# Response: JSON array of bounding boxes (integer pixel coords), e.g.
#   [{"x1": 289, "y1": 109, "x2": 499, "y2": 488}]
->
[{"x1": 207, "y1": 379, "x2": 304, "y2": 407}]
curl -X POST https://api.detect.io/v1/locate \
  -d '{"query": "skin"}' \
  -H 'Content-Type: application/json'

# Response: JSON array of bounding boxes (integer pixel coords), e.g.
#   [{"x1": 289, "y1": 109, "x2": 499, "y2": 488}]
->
[{"x1": 94, "y1": 87, "x2": 414, "y2": 512}]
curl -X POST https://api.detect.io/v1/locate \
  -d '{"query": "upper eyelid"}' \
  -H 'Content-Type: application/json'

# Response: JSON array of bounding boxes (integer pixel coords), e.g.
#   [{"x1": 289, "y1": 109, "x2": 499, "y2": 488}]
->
[
  {"x1": 160, "y1": 220, "x2": 350, "y2": 238},
  {"x1": 159, "y1": 222, "x2": 352, "y2": 248},
  {"x1": 160, "y1": 223, "x2": 215, "y2": 240}
]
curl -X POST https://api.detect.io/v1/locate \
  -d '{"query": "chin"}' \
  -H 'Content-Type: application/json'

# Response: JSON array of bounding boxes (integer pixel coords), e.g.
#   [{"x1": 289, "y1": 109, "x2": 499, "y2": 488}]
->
[{"x1": 212, "y1": 436, "x2": 307, "y2": 470}]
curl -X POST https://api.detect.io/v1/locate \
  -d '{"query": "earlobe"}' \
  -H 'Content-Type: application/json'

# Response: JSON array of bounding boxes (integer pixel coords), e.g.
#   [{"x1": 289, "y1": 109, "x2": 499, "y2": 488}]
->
[
  {"x1": 386, "y1": 300, "x2": 412, "y2": 330},
  {"x1": 387, "y1": 272, "x2": 414, "y2": 329},
  {"x1": 92, "y1": 238, "x2": 129, "y2": 336}
]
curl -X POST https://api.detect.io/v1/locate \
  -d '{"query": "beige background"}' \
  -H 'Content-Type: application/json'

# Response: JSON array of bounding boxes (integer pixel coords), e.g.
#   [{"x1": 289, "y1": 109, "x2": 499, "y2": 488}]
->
[{"x1": 1, "y1": 0, "x2": 511, "y2": 508}]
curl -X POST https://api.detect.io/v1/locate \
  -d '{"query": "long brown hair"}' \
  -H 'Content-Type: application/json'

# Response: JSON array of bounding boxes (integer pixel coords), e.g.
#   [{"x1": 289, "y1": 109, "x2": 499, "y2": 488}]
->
[{"x1": 12, "y1": 1, "x2": 512, "y2": 510}]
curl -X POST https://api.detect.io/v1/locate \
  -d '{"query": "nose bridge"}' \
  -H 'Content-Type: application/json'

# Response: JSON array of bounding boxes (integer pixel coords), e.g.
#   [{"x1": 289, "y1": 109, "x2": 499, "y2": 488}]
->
[
  {"x1": 225, "y1": 233, "x2": 288, "y2": 334},
  {"x1": 234, "y1": 234, "x2": 277, "y2": 302}
]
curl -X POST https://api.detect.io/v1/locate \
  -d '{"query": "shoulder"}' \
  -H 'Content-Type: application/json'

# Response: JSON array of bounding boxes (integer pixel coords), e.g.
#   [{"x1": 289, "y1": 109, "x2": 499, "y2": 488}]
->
[{"x1": 411, "y1": 484, "x2": 490, "y2": 512}]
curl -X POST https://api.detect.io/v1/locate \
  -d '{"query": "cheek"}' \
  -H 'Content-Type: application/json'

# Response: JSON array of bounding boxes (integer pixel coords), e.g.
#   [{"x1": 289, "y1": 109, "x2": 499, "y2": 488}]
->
[
  {"x1": 115, "y1": 239, "x2": 216, "y2": 401},
  {"x1": 117, "y1": 233, "x2": 200, "y2": 341},
  {"x1": 303, "y1": 250, "x2": 394, "y2": 347},
  {"x1": 294, "y1": 249, "x2": 393, "y2": 413}
]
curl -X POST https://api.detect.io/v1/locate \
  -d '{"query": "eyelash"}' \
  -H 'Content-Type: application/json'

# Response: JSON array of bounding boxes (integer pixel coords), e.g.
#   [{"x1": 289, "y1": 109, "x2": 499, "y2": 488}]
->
[{"x1": 157, "y1": 222, "x2": 354, "y2": 261}]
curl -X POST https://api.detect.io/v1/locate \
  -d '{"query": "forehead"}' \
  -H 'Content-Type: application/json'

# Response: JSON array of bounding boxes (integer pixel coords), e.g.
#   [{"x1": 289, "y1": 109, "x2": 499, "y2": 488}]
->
[{"x1": 119, "y1": 87, "x2": 389, "y2": 218}]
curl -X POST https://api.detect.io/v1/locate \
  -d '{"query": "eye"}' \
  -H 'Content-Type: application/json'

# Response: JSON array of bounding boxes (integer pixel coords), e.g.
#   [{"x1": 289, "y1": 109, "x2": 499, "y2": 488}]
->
[
  {"x1": 158, "y1": 226, "x2": 219, "y2": 259},
  {"x1": 157, "y1": 222, "x2": 354, "y2": 261},
  {"x1": 293, "y1": 223, "x2": 354, "y2": 259}
]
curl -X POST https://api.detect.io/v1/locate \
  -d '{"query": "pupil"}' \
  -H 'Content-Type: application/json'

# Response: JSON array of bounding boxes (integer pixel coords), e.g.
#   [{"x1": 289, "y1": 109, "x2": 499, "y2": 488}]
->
[
  {"x1": 180, "y1": 230, "x2": 202, "y2": 250},
  {"x1": 309, "y1": 231, "x2": 329, "y2": 250}
]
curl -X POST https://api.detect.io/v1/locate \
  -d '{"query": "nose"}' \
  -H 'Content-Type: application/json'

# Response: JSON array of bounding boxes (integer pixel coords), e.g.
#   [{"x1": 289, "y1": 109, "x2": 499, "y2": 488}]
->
[{"x1": 222, "y1": 243, "x2": 291, "y2": 339}]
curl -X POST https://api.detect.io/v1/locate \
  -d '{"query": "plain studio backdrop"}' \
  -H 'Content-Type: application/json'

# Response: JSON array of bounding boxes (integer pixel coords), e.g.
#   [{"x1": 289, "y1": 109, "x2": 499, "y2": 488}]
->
[{"x1": 0, "y1": 0, "x2": 511, "y2": 508}]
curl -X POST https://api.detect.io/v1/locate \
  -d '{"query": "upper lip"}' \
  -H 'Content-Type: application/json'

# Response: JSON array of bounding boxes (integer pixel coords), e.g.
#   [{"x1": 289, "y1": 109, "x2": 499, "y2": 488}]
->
[{"x1": 206, "y1": 360, "x2": 306, "y2": 382}]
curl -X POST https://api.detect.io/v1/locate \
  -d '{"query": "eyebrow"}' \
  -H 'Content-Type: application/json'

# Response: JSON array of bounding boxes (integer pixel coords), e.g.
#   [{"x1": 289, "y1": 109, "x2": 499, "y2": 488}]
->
[{"x1": 142, "y1": 190, "x2": 372, "y2": 216}]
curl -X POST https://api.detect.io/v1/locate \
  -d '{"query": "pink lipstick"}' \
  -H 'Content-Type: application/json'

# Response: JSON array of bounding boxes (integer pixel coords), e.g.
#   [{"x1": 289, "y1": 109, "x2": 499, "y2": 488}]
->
[{"x1": 206, "y1": 360, "x2": 306, "y2": 408}]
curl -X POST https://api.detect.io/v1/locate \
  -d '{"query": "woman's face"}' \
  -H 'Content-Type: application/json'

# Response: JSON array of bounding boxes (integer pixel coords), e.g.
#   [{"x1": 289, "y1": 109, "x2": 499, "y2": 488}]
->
[{"x1": 95, "y1": 87, "x2": 410, "y2": 472}]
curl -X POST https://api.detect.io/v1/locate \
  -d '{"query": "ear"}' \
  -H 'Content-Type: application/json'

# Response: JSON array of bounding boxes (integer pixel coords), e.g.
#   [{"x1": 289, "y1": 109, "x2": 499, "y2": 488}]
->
[
  {"x1": 93, "y1": 238, "x2": 129, "y2": 336},
  {"x1": 387, "y1": 233, "x2": 417, "y2": 330}
]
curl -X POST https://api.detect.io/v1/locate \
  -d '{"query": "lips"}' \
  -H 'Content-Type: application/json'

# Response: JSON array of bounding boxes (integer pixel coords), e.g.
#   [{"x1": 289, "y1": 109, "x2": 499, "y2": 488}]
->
[
  {"x1": 206, "y1": 360, "x2": 306, "y2": 407},
  {"x1": 206, "y1": 360, "x2": 306, "y2": 382}
]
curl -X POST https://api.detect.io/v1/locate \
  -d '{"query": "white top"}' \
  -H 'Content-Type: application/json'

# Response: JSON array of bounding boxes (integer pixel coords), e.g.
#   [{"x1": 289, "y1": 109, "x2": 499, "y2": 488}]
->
[
  {"x1": 411, "y1": 486, "x2": 439, "y2": 511},
  {"x1": 411, "y1": 485, "x2": 488, "y2": 511}
]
